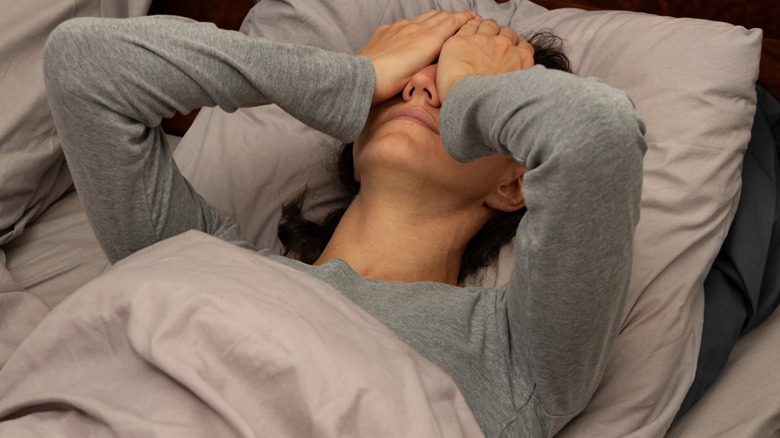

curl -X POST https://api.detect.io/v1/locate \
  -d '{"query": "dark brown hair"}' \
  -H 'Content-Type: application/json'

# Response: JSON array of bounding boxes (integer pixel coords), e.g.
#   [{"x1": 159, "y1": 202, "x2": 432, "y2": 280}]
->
[{"x1": 278, "y1": 30, "x2": 571, "y2": 284}]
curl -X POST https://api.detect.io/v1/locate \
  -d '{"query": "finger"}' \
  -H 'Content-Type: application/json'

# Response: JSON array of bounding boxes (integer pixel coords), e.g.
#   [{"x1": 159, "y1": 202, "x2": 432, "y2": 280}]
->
[
  {"x1": 498, "y1": 27, "x2": 520, "y2": 44},
  {"x1": 409, "y1": 9, "x2": 439, "y2": 23},
  {"x1": 429, "y1": 9, "x2": 477, "y2": 21},
  {"x1": 455, "y1": 17, "x2": 483, "y2": 36},
  {"x1": 476, "y1": 19, "x2": 500, "y2": 35},
  {"x1": 453, "y1": 10, "x2": 478, "y2": 19},
  {"x1": 424, "y1": 10, "x2": 476, "y2": 32}
]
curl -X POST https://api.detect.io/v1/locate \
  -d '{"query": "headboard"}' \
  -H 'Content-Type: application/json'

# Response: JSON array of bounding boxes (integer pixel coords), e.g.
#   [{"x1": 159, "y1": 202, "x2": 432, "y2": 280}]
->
[
  {"x1": 148, "y1": 0, "x2": 779, "y2": 134},
  {"x1": 148, "y1": 0, "x2": 252, "y2": 32}
]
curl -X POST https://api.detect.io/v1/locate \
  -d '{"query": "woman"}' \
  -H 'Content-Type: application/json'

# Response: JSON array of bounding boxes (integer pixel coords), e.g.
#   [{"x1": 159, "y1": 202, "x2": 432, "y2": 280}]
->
[
  {"x1": 278, "y1": 28, "x2": 572, "y2": 285},
  {"x1": 44, "y1": 10, "x2": 646, "y2": 437}
]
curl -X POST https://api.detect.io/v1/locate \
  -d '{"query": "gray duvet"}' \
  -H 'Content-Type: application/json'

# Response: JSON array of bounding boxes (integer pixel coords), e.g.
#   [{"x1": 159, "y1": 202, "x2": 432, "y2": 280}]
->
[{"x1": 0, "y1": 231, "x2": 483, "y2": 437}]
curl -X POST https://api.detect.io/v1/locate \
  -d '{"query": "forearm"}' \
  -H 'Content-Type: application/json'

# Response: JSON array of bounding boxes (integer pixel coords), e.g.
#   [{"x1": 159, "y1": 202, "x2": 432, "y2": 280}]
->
[
  {"x1": 441, "y1": 66, "x2": 646, "y2": 433},
  {"x1": 46, "y1": 16, "x2": 373, "y2": 142},
  {"x1": 43, "y1": 16, "x2": 374, "y2": 262}
]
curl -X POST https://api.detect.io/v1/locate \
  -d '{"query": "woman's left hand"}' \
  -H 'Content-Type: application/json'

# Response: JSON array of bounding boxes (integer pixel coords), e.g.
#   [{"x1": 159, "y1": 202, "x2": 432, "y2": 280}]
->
[
  {"x1": 357, "y1": 10, "x2": 477, "y2": 106},
  {"x1": 436, "y1": 19, "x2": 536, "y2": 102}
]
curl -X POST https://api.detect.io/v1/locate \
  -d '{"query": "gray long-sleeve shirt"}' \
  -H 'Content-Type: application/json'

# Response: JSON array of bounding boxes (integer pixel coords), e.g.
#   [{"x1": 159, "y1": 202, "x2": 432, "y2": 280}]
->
[{"x1": 44, "y1": 15, "x2": 646, "y2": 437}]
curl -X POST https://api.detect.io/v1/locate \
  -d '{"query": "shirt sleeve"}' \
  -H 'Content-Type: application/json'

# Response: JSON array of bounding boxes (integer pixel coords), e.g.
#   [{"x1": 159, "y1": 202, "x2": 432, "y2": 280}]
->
[
  {"x1": 440, "y1": 65, "x2": 647, "y2": 434},
  {"x1": 43, "y1": 15, "x2": 374, "y2": 263}
]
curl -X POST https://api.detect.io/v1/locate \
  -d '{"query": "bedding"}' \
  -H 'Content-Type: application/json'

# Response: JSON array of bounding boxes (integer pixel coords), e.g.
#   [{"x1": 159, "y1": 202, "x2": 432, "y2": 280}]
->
[
  {"x1": 531, "y1": 0, "x2": 779, "y2": 99},
  {"x1": 0, "y1": 0, "x2": 152, "y2": 372},
  {"x1": 0, "y1": 0, "x2": 777, "y2": 436},
  {"x1": 667, "y1": 268, "x2": 780, "y2": 437},
  {"x1": 674, "y1": 84, "x2": 780, "y2": 418},
  {"x1": 0, "y1": 0, "x2": 151, "y2": 250},
  {"x1": 3, "y1": 191, "x2": 106, "y2": 308},
  {"x1": 0, "y1": 231, "x2": 483, "y2": 437},
  {"x1": 667, "y1": 83, "x2": 780, "y2": 435}
]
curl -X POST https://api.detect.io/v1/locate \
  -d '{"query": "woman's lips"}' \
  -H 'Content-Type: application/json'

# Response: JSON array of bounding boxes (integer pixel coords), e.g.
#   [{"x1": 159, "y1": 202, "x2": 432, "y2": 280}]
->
[{"x1": 386, "y1": 105, "x2": 439, "y2": 134}]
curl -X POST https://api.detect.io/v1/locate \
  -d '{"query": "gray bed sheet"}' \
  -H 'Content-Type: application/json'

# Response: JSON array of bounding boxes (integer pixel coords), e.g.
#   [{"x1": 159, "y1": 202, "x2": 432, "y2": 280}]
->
[{"x1": 3, "y1": 189, "x2": 107, "y2": 308}]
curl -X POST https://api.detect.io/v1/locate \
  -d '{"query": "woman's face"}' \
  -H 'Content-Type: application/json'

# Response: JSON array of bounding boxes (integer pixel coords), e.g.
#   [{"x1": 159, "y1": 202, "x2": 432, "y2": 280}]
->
[{"x1": 353, "y1": 64, "x2": 523, "y2": 210}]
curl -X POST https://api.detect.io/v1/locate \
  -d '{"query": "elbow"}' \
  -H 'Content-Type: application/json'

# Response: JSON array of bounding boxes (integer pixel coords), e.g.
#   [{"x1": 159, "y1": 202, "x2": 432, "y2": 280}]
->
[
  {"x1": 590, "y1": 84, "x2": 647, "y2": 159},
  {"x1": 567, "y1": 82, "x2": 647, "y2": 181},
  {"x1": 565, "y1": 82, "x2": 647, "y2": 210},
  {"x1": 44, "y1": 19, "x2": 87, "y2": 97},
  {"x1": 44, "y1": 18, "x2": 115, "y2": 105}
]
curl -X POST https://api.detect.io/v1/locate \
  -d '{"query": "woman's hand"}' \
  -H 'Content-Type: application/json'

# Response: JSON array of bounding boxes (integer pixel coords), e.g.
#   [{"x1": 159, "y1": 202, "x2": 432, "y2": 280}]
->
[
  {"x1": 436, "y1": 19, "x2": 535, "y2": 102},
  {"x1": 357, "y1": 10, "x2": 476, "y2": 106}
]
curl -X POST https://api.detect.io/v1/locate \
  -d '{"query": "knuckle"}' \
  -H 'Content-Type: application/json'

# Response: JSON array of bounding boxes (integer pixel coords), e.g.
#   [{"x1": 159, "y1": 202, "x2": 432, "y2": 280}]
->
[
  {"x1": 441, "y1": 14, "x2": 460, "y2": 27},
  {"x1": 497, "y1": 35, "x2": 514, "y2": 46},
  {"x1": 415, "y1": 25, "x2": 436, "y2": 38},
  {"x1": 474, "y1": 34, "x2": 490, "y2": 44},
  {"x1": 518, "y1": 49, "x2": 535, "y2": 66},
  {"x1": 519, "y1": 40, "x2": 535, "y2": 56}
]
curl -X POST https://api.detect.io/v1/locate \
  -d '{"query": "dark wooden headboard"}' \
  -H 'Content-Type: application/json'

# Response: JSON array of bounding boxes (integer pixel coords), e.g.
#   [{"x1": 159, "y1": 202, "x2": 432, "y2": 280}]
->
[
  {"x1": 148, "y1": 0, "x2": 253, "y2": 32},
  {"x1": 148, "y1": 0, "x2": 779, "y2": 134}
]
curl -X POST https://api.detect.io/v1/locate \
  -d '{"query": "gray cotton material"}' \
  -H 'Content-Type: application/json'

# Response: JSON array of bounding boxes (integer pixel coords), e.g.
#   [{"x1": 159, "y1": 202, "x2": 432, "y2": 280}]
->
[{"x1": 44, "y1": 16, "x2": 646, "y2": 438}]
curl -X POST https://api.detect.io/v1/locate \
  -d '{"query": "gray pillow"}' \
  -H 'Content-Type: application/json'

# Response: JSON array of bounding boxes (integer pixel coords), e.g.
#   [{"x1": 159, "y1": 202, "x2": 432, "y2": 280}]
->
[{"x1": 0, "y1": 0, "x2": 153, "y2": 247}]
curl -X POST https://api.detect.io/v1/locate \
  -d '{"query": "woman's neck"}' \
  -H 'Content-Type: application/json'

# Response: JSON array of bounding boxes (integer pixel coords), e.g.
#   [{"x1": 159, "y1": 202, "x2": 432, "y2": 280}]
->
[{"x1": 314, "y1": 192, "x2": 489, "y2": 285}]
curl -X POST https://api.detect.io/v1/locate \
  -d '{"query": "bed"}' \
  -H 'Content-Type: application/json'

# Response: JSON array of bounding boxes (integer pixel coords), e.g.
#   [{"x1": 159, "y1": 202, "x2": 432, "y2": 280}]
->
[{"x1": 0, "y1": 0, "x2": 778, "y2": 436}]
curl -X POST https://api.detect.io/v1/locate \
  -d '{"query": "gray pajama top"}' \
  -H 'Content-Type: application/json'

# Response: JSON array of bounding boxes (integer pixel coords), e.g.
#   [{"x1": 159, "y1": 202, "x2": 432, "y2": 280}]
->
[{"x1": 44, "y1": 15, "x2": 646, "y2": 437}]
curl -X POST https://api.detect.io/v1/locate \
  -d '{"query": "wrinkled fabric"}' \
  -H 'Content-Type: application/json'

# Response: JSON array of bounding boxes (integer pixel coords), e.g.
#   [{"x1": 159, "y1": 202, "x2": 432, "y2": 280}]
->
[{"x1": 0, "y1": 231, "x2": 483, "y2": 438}]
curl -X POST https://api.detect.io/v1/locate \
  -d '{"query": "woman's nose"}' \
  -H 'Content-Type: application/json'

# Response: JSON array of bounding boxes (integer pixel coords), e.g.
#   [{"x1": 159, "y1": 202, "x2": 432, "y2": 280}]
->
[{"x1": 402, "y1": 65, "x2": 440, "y2": 108}]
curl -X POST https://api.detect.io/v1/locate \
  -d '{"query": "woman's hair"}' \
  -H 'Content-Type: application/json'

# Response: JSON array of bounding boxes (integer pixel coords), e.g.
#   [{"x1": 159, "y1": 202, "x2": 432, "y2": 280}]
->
[{"x1": 278, "y1": 30, "x2": 571, "y2": 284}]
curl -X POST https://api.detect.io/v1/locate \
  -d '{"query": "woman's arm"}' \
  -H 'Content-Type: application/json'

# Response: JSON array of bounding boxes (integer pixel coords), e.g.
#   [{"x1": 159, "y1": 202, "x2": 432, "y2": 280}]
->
[
  {"x1": 440, "y1": 66, "x2": 646, "y2": 434},
  {"x1": 43, "y1": 16, "x2": 374, "y2": 263}
]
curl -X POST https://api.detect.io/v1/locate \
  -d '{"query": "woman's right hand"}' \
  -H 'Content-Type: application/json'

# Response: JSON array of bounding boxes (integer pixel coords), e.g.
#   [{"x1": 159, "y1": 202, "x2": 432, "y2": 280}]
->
[{"x1": 357, "y1": 10, "x2": 477, "y2": 106}]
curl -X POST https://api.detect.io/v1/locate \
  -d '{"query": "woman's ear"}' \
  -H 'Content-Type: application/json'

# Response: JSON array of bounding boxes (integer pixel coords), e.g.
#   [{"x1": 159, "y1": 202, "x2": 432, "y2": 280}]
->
[{"x1": 485, "y1": 163, "x2": 526, "y2": 212}]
